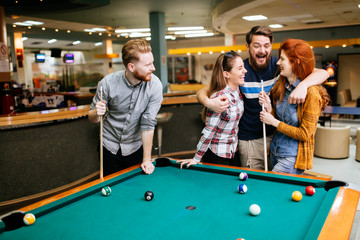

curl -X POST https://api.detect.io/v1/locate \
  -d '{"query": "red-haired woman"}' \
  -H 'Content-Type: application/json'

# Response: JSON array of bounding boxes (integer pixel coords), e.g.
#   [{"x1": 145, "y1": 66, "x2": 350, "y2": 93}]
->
[{"x1": 259, "y1": 39, "x2": 330, "y2": 174}]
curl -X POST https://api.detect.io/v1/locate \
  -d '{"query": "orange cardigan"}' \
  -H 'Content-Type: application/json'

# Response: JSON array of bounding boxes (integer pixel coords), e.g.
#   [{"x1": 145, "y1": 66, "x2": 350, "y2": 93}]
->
[{"x1": 276, "y1": 86, "x2": 323, "y2": 170}]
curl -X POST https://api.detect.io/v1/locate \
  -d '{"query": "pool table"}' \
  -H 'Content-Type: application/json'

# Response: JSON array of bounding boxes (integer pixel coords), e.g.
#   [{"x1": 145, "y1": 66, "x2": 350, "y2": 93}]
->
[{"x1": 1, "y1": 159, "x2": 359, "y2": 240}]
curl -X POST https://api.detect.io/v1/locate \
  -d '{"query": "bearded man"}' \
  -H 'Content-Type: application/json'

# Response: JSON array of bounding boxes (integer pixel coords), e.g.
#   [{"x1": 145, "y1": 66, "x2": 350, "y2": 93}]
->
[
  {"x1": 89, "y1": 39, "x2": 163, "y2": 176},
  {"x1": 196, "y1": 26, "x2": 329, "y2": 170}
]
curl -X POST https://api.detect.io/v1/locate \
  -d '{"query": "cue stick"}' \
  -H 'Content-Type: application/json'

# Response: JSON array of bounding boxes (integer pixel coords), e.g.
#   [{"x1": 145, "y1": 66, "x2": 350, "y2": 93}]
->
[
  {"x1": 99, "y1": 86, "x2": 104, "y2": 180},
  {"x1": 261, "y1": 80, "x2": 268, "y2": 172}
]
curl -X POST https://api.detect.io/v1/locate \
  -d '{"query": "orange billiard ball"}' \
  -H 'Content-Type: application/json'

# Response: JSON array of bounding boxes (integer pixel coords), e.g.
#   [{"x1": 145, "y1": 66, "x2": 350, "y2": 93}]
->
[
  {"x1": 305, "y1": 186, "x2": 315, "y2": 196},
  {"x1": 292, "y1": 191, "x2": 302, "y2": 202},
  {"x1": 23, "y1": 213, "x2": 36, "y2": 225}
]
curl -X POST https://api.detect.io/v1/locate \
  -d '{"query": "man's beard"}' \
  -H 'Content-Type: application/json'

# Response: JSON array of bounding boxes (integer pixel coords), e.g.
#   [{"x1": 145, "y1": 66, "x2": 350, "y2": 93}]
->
[
  {"x1": 134, "y1": 70, "x2": 152, "y2": 82},
  {"x1": 249, "y1": 53, "x2": 271, "y2": 72}
]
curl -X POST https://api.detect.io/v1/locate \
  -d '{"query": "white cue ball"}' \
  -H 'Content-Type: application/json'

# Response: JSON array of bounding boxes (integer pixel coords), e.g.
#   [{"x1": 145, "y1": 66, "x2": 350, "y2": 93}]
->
[{"x1": 249, "y1": 204, "x2": 261, "y2": 216}]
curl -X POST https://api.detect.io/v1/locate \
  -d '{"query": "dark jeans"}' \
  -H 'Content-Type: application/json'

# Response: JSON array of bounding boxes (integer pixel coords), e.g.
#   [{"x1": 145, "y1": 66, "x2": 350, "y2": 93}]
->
[
  {"x1": 202, "y1": 149, "x2": 240, "y2": 167},
  {"x1": 102, "y1": 146, "x2": 143, "y2": 176}
]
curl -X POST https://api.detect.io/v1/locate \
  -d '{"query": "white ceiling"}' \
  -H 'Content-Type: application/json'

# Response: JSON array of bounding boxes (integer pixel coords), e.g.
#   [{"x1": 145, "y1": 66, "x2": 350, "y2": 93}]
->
[{"x1": 2, "y1": 0, "x2": 360, "y2": 51}]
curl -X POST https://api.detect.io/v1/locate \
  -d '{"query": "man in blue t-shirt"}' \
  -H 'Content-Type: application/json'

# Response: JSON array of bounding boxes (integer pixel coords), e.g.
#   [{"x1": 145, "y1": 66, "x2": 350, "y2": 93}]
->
[{"x1": 197, "y1": 26, "x2": 329, "y2": 170}]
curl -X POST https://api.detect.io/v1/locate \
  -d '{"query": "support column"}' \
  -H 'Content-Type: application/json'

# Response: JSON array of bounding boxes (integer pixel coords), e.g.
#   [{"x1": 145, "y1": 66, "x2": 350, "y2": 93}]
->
[
  {"x1": 225, "y1": 33, "x2": 236, "y2": 46},
  {"x1": 13, "y1": 32, "x2": 26, "y2": 85},
  {"x1": 149, "y1": 12, "x2": 168, "y2": 93},
  {"x1": 102, "y1": 39, "x2": 113, "y2": 75},
  {"x1": 0, "y1": 6, "x2": 11, "y2": 83}
]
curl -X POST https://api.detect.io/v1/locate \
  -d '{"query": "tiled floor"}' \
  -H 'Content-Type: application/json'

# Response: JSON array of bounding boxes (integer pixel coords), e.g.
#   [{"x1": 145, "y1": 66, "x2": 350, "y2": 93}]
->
[{"x1": 313, "y1": 118, "x2": 360, "y2": 240}]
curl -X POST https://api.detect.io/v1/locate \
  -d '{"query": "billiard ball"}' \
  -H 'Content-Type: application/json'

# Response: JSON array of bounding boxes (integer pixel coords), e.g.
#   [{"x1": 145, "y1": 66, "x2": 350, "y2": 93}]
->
[
  {"x1": 239, "y1": 172, "x2": 248, "y2": 181},
  {"x1": 145, "y1": 191, "x2": 154, "y2": 201},
  {"x1": 23, "y1": 213, "x2": 36, "y2": 225},
  {"x1": 305, "y1": 186, "x2": 315, "y2": 196},
  {"x1": 292, "y1": 191, "x2": 302, "y2": 201},
  {"x1": 101, "y1": 186, "x2": 111, "y2": 196},
  {"x1": 238, "y1": 184, "x2": 248, "y2": 194},
  {"x1": 249, "y1": 204, "x2": 261, "y2": 216}
]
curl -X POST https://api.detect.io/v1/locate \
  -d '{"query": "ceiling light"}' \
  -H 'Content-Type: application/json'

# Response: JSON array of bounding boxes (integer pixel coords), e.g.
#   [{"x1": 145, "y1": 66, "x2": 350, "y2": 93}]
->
[
  {"x1": 84, "y1": 28, "x2": 107, "y2": 32},
  {"x1": 325, "y1": 45, "x2": 330, "y2": 48},
  {"x1": 187, "y1": 52, "x2": 190, "y2": 55},
  {"x1": 67, "y1": 30, "x2": 71, "y2": 33},
  {"x1": 42, "y1": 27, "x2": 46, "y2": 30},
  {"x1": 12, "y1": 24, "x2": 16, "y2": 27},
  {"x1": 358, "y1": 4, "x2": 360, "y2": 8},
  {"x1": 174, "y1": 30, "x2": 207, "y2": 35},
  {"x1": 95, "y1": 42, "x2": 103, "y2": 46},
  {"x1": 185, "y1": 32, "x2": 214, "y2": 38},
  {"x1": 342, "y1": 44, "x2": 347, "y2": 47},
  {"x1": 115, "y1": 28, "x2": 150, "y2": 33},
  {"x1": 88, "y1": 32, "x2": 93, "y2": 35},
  {"x1": 129, "y1": 32, "x2": 151, "y2": 37},
  {"x1": 168, "y1": 26, "x2": 204, "y2": 31},
  {"x1": 25, "y1": 20, "x2": 43, "y2": 25},
  {"x1": 165, "y1": 35, "x2": 176, "y2": 40},
  {"x1": 21, "y1": 37, "x2": 28, "y2": 41},
  {"x1": 209, "y1": 51, "x2": 213, "y2": 54},
  {"x1": 13, "y1": 22, "x2": 31, "y2": 26},
  {"x1": 92, "y1": 28, "x2": 107, "y2": 32},
  {"x1": 242, "y1": 15, "x2": 268, "y2": 21},
  {"x1": 269, "y1": 24, "x2": 283, "y2": 29},
  {"x1": 73, "y1": 41, "x2": 81, "y2": 45},
  {"x1": 48, "y1": 39, "x2": 57, "y2": 43},
  {"x1": 14, "y1": 20, "x2": 44, "y2": 26},
  {"x1": 55, "y1": 29, "x2": 59, "y2": 32}
]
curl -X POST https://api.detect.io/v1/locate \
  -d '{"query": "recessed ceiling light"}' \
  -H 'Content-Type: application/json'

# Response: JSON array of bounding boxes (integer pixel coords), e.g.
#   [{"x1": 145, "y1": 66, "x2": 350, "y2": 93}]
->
[
  {"x1": 21, "y1": 37, "x2": 28, "y2": 41},
  {"x1": 95, "y1": 42, "x2": 103, "y2": 46},
  {"x1": 174, "y1": 30, "x2": 207, "y2": 35},
  {"x1": 48, "y1": 39, "x2": 57, "y2": 43},
  {"x1": 14, "y1": 20, "x2": 44, "y2": 26},
  {"x1": 185, "y1": 32, "x2": 214, "y2": 38},
  {"x1": 269, "y1": 24, "x2": 283, "y2": 29},
  {"x1": 129, "y1": 32, "x2": 151, "y2": 37},
  {"x1": 84, "y1": 28, "x2": 107, "y2": 32},
  {"x1": 115, "y1": 28, "x2": 150, "y2": 33},
  {"x1": 25, "y1": 20, "x2": 43, "y2": 25},
  {"x1": 168, "y1": 26, "x2": 204, "y2": 31},
  {"x1": 242, "y1": 15, "x2": 268, "y2": 21},
  {"x1": 73, "y1": 41, "x2": 81, "y2": 45}
]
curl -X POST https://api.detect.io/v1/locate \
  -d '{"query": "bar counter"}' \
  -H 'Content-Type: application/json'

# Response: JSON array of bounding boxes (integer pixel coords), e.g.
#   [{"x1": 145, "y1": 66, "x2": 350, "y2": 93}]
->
[{"x1": 0, "y1": 94, "x2": 203, "y2": 215}]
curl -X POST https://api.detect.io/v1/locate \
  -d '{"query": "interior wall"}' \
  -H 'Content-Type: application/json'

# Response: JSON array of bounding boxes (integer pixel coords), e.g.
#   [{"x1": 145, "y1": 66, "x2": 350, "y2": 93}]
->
[{"x1": 337, "y1": 53, "x2": 360, "y2": 101}]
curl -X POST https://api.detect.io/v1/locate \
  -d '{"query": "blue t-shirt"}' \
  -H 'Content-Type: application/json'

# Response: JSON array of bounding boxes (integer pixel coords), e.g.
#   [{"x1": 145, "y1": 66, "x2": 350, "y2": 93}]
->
[{"x1": 238, "y1": 56, "x2": 278, "y2": 140}]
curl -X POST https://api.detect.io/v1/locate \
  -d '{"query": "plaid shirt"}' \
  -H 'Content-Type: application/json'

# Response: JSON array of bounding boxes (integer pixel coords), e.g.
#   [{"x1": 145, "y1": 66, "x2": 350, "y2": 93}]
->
[{"x1": 194, "y1": 85, "x2": 244, "y2": 162}]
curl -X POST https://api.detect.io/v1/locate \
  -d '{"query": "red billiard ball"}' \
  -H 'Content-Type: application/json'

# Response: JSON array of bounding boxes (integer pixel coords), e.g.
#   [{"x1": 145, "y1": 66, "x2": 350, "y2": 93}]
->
[{"x1": 305, "y1": 186, "x2": 315, "y2": 196}]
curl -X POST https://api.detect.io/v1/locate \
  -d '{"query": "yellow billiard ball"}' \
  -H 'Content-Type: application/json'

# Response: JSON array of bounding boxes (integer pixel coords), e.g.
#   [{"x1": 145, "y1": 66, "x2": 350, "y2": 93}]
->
[
  {"x1": 292, "y1": 191, "x2": 302, "y2": 202},
  {"x1": 23, "y1": 213, "x2": 36, "y2": 225}
]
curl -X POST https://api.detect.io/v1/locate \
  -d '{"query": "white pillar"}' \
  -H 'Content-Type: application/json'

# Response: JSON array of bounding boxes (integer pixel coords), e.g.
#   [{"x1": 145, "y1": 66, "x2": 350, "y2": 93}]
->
[{"x1": 225, "y1": 33, "x2": 236, "y2": 46}]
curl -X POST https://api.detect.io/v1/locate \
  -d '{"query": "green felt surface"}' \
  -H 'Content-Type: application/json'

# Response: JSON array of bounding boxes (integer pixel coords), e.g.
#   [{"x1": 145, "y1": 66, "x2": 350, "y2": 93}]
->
[{"x1": 0, "y1": 162, "x2": 338, "y2": 240}]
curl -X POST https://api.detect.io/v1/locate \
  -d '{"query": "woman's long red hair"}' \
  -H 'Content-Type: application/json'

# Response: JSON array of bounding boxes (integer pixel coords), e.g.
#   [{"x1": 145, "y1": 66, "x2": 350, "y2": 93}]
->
[{"x1": 272, "y1": 39, "x2": 329, "y2": 109}]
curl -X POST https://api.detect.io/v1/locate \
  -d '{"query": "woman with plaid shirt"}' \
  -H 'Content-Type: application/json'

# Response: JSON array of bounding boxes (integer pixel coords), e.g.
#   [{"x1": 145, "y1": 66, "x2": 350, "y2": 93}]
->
[{"x1": 179, "y1": 51, "x2": 247, "y2": 168}]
